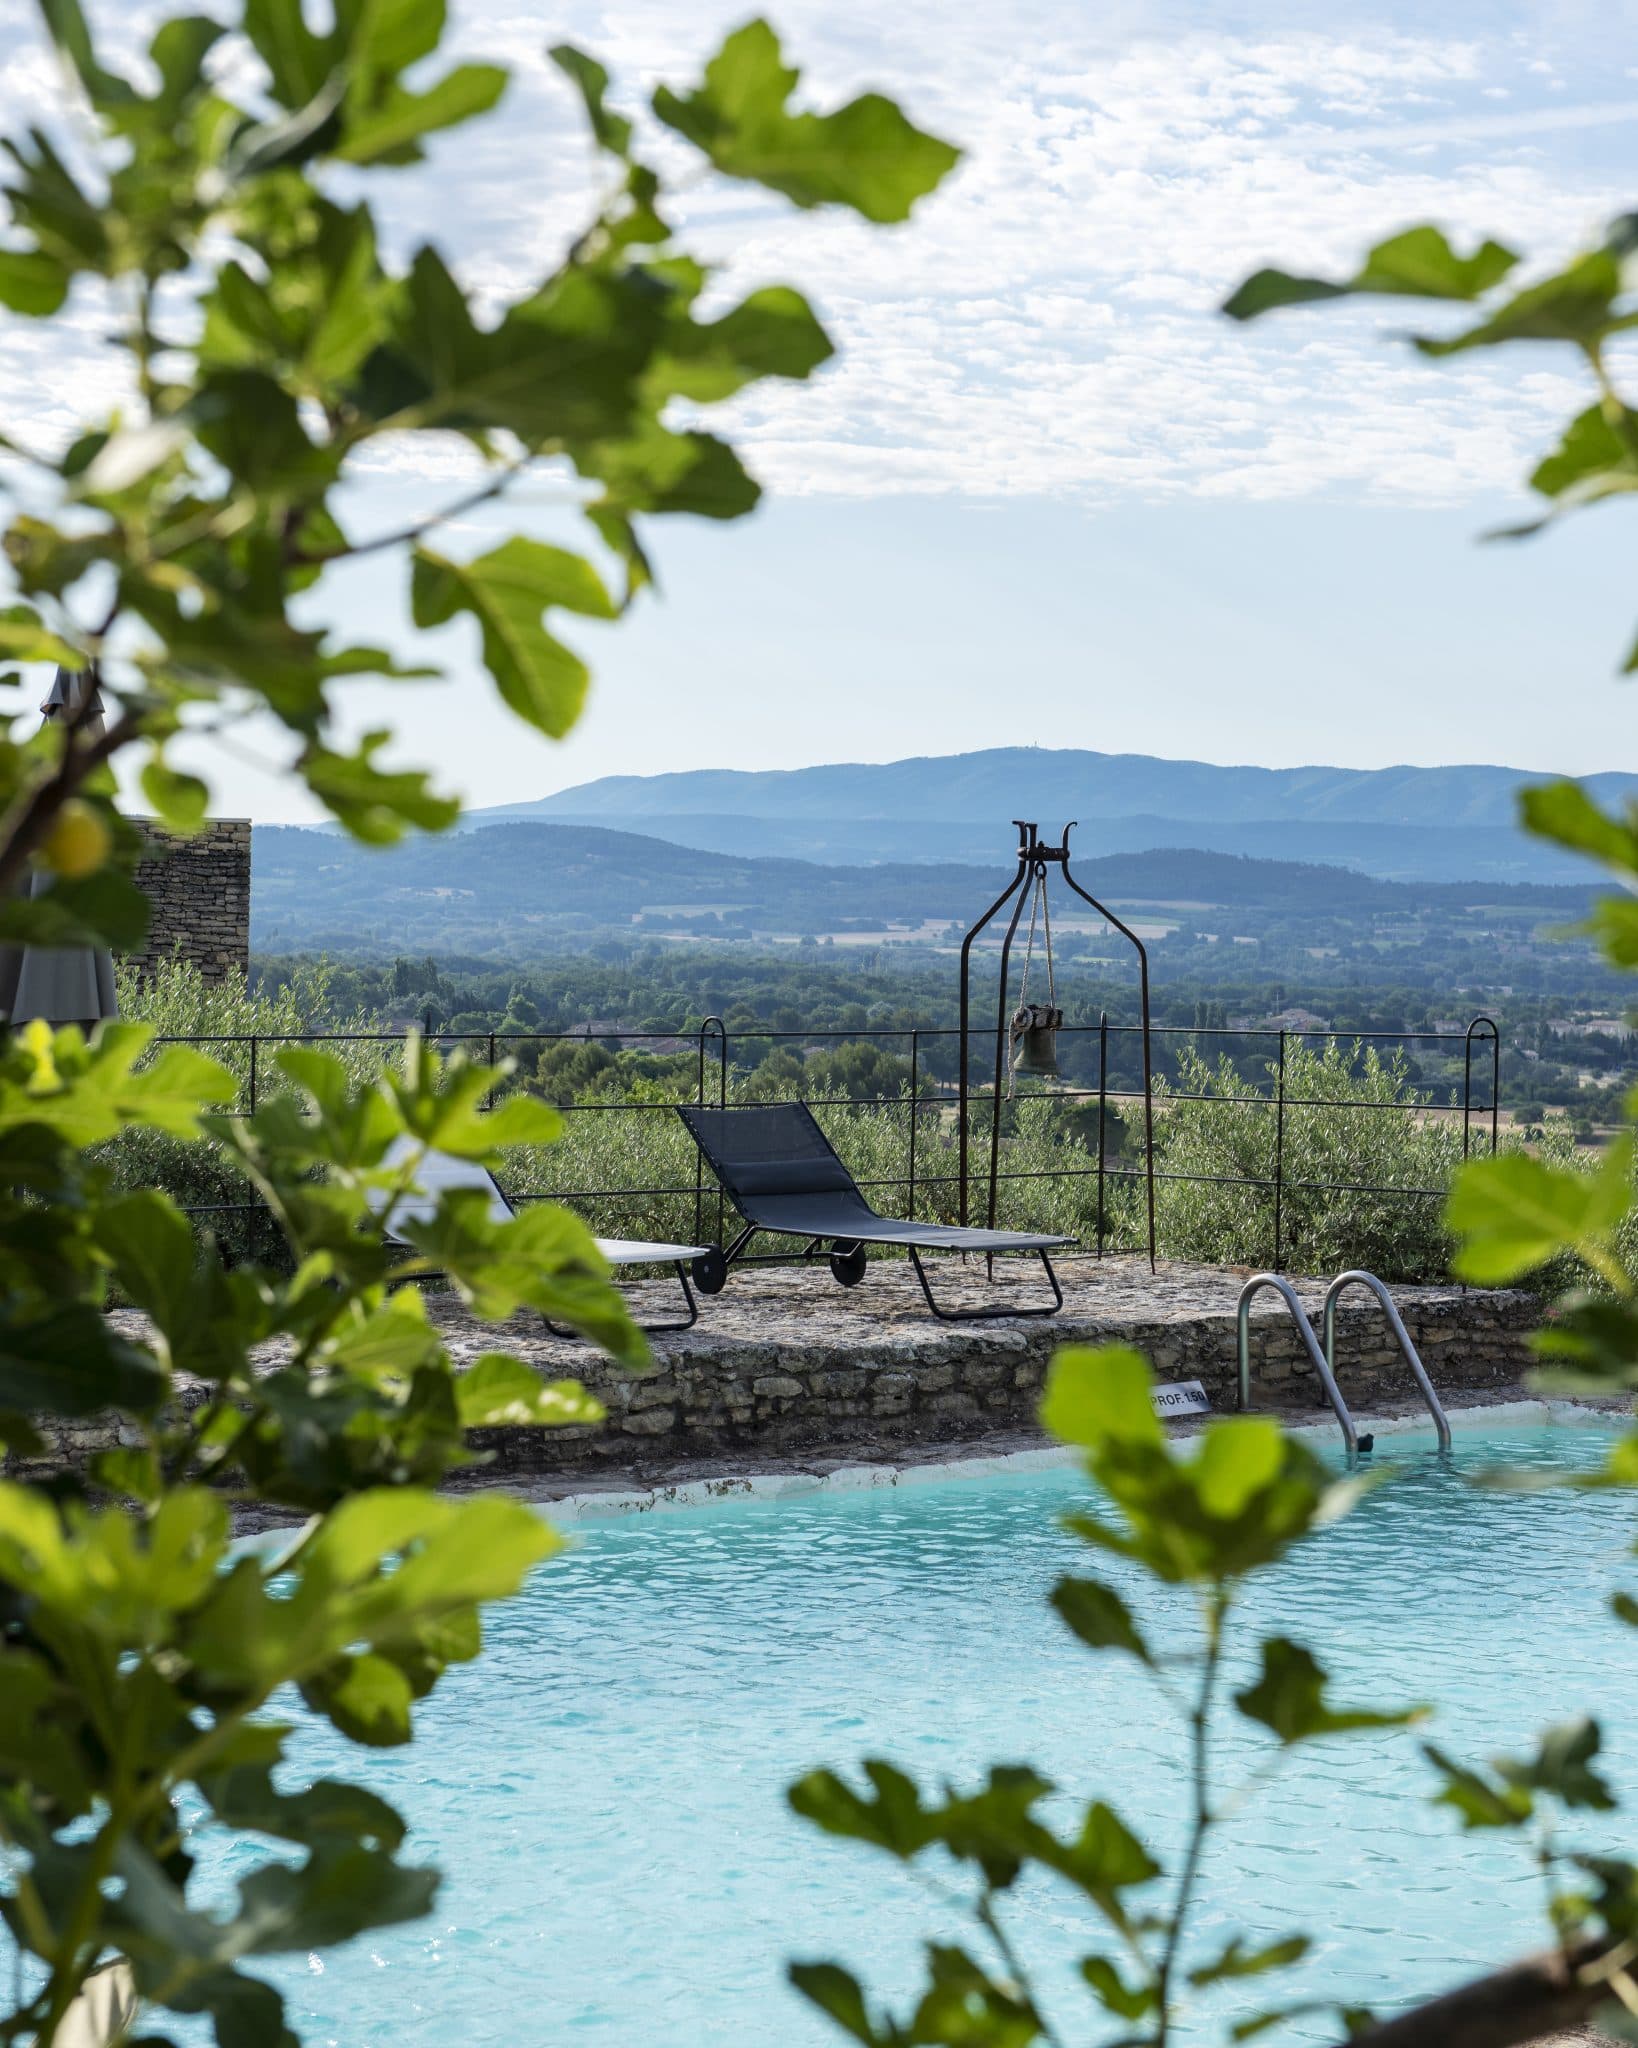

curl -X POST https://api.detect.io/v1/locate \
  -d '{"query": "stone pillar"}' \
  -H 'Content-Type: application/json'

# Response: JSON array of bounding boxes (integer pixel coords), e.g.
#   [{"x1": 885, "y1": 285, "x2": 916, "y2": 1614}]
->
[{"x1": 127, "y1": 819, "x2": 251, "y2": 981}]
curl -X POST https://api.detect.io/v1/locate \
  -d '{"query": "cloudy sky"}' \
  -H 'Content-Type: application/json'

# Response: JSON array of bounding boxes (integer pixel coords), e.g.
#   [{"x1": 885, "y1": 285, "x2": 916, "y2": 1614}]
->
[{"x1": 2, "y1": 0, "x2": 1636, "y2": 817}]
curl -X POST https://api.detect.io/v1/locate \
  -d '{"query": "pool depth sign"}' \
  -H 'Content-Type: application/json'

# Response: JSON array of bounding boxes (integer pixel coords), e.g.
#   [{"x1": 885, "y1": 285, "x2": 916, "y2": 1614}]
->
[{"x1": 1152, "y1": 1381, "x2": 1210, "y2": 1419}]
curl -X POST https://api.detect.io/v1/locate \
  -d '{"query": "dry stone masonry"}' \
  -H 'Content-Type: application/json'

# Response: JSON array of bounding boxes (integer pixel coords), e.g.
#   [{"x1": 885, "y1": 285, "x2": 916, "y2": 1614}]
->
[
  {"x1": 25, "y1": 1259, "x2": 1547, "y2": 1499},
  {"x1": 451, "y1": 1260, "x2": 1540, "y2": 1482},
  {"x1": 128, "y1": 819, "x2": 250, "y2": 981}
]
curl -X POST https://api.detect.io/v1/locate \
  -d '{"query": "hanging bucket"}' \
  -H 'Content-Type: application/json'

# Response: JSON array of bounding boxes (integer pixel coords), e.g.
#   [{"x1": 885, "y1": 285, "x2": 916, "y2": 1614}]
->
[{"x1": 1010, "y1": 1002, "x2": 1063, "y2": 1078}]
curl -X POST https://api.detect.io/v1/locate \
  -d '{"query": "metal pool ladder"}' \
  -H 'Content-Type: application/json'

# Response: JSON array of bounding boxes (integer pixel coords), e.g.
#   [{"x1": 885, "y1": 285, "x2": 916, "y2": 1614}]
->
[
  {"x1": 1322, "y1": 1269, "x2": 1451, "y2": 1452},
  {"x1": 1235, "y1": 1270, "x2": 1451, "y2": 1454},
  {"x1": 1236, "y1": 1274, "x2": 1360, "y2": 1454}
]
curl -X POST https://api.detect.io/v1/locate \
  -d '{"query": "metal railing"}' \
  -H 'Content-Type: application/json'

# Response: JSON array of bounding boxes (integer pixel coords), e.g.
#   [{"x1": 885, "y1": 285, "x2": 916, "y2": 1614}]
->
[{"x1": 154, "y1": 1011, "x2": 1501, "y2": 1273}]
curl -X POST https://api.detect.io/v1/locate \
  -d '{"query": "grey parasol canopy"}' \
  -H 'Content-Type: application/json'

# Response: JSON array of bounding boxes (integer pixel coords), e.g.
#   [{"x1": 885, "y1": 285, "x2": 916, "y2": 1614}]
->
[{"x1": 0, "y1": 666, "x2": 120, "y2": 1029}]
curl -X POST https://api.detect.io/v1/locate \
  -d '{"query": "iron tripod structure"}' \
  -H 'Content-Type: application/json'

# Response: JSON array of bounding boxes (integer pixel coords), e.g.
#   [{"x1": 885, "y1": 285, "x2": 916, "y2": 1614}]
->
[{"x1": 957, "y1": 820, "x2": 1158, "y2": 1273}]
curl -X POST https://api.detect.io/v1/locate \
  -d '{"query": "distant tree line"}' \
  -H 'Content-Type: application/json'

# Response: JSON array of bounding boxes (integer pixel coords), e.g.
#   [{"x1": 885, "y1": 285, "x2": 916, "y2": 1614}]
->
[{"x1": 247, "y1": 944, "x2": 1636, "y2": 1123}]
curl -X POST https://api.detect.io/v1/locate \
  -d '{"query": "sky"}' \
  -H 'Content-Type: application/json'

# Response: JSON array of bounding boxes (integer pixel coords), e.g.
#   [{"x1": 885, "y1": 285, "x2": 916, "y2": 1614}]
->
[{"x1": 1, "y1": 0, "x2": 1637, "y2": 820}]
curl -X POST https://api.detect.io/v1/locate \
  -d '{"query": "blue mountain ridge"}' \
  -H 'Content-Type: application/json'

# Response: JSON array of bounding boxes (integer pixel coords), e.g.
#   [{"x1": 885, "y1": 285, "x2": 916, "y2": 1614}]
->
[{"x1": 456, "y1": 746, "x2": 1633, "y2": 885}]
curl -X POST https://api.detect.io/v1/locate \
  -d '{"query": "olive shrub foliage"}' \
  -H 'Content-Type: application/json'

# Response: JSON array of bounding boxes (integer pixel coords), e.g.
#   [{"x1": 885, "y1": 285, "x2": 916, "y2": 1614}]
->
[{"x1": 0, "y1": 3, "x2": 954, "y2": 2041}]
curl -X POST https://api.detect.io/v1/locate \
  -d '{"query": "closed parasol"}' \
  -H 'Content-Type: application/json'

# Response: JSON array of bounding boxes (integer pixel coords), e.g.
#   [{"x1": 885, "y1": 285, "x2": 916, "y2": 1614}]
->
[{"x1": 0, "y1": 666, "x2": 120, "y2": 1029}]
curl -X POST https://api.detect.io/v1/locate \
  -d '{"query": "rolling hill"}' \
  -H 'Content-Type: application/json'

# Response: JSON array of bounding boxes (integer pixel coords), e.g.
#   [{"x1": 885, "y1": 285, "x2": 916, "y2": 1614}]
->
[
  {"x1": 252, "y1": 822, "x2": 1589, "y2": 959},
  {"x1": 459, "y1": 746, "x2": 1633, "y2": 885}
]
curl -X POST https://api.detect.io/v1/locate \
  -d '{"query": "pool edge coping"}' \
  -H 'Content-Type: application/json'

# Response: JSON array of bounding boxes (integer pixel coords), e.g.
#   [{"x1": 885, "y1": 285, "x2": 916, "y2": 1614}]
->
[{"x1": 541, "y1": 1397, "x2": 1624, "y2": 1524}]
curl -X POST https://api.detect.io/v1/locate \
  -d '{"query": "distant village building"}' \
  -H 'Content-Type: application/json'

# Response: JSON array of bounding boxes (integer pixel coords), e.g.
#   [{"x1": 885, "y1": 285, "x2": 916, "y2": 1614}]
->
[{"x1": 1233, "y1": 1006, "x2": 1332, "y2": 1035}]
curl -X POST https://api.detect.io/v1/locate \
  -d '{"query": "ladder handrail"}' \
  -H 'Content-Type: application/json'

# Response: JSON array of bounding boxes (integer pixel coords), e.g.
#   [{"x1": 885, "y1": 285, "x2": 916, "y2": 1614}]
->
[
  {"x1": 1236, "y1": 1273, "x2": 1358, "y2": 1454},
  {"x1": 1322, "y1": 1269, "x2": 1451, "y2": 1451}
]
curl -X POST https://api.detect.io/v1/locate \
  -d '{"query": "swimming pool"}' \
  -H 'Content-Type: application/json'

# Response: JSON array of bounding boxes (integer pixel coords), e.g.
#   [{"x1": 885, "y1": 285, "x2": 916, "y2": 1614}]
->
[{"x1": 212, "y1": 1416, "x2": 1638, "y2": 2045}]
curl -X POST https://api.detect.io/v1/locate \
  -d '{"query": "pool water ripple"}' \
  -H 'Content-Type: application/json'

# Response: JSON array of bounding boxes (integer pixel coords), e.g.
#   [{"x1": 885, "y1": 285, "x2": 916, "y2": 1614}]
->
[{"x1": 198, "y1": 1422, "x2": 1638, "y2": 2046}]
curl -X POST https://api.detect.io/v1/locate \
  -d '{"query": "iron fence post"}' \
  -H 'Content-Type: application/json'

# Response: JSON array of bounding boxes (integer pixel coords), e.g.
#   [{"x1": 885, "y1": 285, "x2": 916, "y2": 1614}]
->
[
  {"x1": 248, "y1": 1033, "x2": 258, "y2": 1115},
  {"x1": 1095, "y1": 1010, "x2": 1108, "y2": 1259},
  {"x1": 695, "y1": 1021, "x2": 707, "y2": 1245},
  {"x1": 1273, "y1": 1028, "x2": 1287, "y2": 1272},
  {"x1": 1461, "y1": 1014, "x2": 1502, "y2": 1166},
  {"x1": 717, "y1": 1019, "x2": 728, "y2": 1246},
  {"x1": 1458, "y1": 1016, "x2": 1489, "y2": 1301},
  {"x1": 1490, "y1": 1020, "x2": 1500, "y2": 1155},
  {"x1": 907, "y1": 1028, "x2": 919, "y2": 1220}
]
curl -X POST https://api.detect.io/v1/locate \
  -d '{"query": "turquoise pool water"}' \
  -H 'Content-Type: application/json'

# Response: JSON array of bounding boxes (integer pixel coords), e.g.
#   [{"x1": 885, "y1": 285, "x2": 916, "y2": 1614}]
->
[{"x1": 214, "y1": 1420, "x2": 1638, "y2": 2045}]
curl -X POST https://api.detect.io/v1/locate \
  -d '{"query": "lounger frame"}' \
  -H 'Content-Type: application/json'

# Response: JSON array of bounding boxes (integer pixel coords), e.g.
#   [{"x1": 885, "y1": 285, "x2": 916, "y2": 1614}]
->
[
  {"x1": 712, "y1": 1220, "x2": 1065, "y2": 1322},
  {"x1": 678, "y1": 1103, "x2": 1072, "y2": 1322},
  {"x1": 371, "y1": 1143, "x2": 715, "y2": 1337},
  {"x1": 536, "y1": 1234, "x2": 719, "y2": 1339}
]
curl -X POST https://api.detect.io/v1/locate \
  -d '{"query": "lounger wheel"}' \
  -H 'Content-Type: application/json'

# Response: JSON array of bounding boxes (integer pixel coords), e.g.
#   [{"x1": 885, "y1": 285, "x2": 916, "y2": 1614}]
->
[
  {"x1": 690, "y1": 1247, "x2": 728, "y2": 1295},
  {"x1": 829, "y1": 1244, "x2": 868, "y2": 1289}
]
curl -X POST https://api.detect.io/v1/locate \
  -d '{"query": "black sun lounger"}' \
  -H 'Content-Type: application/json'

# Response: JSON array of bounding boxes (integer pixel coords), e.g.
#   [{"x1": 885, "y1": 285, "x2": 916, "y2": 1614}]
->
[
  {"x1": 676, "y1": 1102, "x2": 1073, "y2": 1322},
  {"x1": 371, "y1": 1140, "x2": 722, "y2": 1335}
]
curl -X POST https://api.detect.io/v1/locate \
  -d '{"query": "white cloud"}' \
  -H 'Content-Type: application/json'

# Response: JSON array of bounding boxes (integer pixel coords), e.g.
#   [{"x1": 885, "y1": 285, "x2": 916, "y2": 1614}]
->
[{"x1": 0, "y1": 0, "x2": 1630, "y2": 510}]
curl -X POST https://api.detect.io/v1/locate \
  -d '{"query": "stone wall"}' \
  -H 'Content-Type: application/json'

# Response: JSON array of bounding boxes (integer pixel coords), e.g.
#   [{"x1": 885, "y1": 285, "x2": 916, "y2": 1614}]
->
[
  {"x1": 22, "y1": 1264, "x2": 1549, "y2": 1495},
  {"x1": 127, "y1": 819, "x2": 250, "y2": 982},
  {"x1": 447, "y1": 1266, "x2": 1545, "y2": 1484}
]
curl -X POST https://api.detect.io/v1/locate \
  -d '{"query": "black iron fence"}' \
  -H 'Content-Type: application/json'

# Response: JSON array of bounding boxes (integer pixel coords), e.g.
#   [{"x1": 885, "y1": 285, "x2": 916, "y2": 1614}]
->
[{"x1": 154, "y1": 1013, "x2": 1501, "y2": 1274}]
